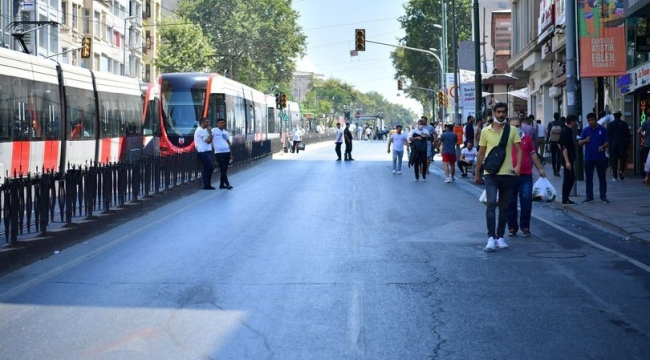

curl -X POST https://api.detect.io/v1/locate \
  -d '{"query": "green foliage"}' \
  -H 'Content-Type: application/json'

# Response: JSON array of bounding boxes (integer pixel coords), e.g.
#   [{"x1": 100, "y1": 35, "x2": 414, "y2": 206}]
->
[
  {"x1": 175, "y1": 0, "x2": 306, "y2": 90},
  {"x1": 392, "y1": 0, "x2": 472, "y2": 116},
  {"x1": 156, "y1": 16, "x2": 216, "y2": 73},
  {"x1": 301, "y1": 78, "x2": 417, "y2": 127}
]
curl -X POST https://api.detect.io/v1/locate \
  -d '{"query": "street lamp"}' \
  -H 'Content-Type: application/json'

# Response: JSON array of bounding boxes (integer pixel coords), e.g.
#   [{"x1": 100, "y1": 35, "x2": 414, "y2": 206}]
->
[{"x1": 123, "y1": 15, "x2": 138, "y2": 76}]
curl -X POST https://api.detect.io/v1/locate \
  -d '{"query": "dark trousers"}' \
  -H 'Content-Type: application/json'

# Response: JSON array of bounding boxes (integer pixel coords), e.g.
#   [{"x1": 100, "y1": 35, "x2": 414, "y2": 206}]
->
[
  {"x1": 562, "y1": 162, "x2": 576, "y2": 202},
  {"x1": 413, "y1": 150, "x2": 426, "y2": 179},
  {"x1": 197, "y1": 151, "x2": 214, "y2": 188},
  {"x1": 345, "y1": 141, "x2": 352, "y2": 159},
  {"x1": 215, "y1": 152, "x2": 231, "y2": 187},
  {"x1": 457, "y1": 160, "x2": 473, "y2": 174},
  {"x1": 293, "y1": 140, "x2": 301, "y2": 153},
  {"x1": 484, "y1": 175, "x2": 512, "y2": 238},
  {"x1": 550, "y1": 142, "x2": 561, "y2": 174},
  {"x1": 584, "y1": 159, "x2": 608, "y2": 200},
  {"x1": 335, "y1": 142, "x2": 342, "y2": 159},
  {"x1": 609, "y1": 147, "x2": 627, "y2": 178}
]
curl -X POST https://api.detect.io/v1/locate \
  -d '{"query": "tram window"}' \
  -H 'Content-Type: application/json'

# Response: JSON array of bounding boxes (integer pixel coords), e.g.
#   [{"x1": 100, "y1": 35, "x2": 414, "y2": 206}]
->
[
  {"x1": 0, "y1": 75, "x2": 13, "y2": 141},
  {"x1": 66, "y1": 87, "x2": 96, "y2": 140},
  {"x1": 207, "y1": 94, "x2": 226, "y2": 127},
  {"x1": 34, "y1": 83, "x2": 61, "y2": 140}
]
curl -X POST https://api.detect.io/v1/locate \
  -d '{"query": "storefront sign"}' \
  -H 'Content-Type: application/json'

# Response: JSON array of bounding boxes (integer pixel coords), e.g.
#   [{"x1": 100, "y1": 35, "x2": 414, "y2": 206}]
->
[
  {"x1": 578, "y1": 0, "x2": 627, "y2": 77},
  {"x1": 542, "y1": 40, "x2": 553, "y2": 60},
  {"x1": 553, "y1": 62, "x2": 567, "y2": 86},
  {"x1": 621, "y1": 62, "x2": 650, "y2": 94},
  {"x1": 538, "y1": 0, "x2": 555, "y2": 35},
  {"x1": 555, "y1": 0, "x2": 566, "y2": 26}
]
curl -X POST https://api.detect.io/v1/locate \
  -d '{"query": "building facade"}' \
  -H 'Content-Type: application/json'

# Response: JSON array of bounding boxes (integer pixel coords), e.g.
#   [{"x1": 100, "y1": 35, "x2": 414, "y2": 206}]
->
[{"x1": 1, "y1": 0, "x2": 160, "y2": 81}]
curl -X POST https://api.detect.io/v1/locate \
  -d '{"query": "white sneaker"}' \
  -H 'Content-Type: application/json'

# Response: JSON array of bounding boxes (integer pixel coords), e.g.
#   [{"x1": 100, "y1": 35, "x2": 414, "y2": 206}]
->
[
  {"x1": 496, "y1": 237, "x2": 509, "y2": 249},
  {"x1": 612, "y1": 178, "x2": 617, "y2": 182},
  {"x1": 444, "y1": 177, "x2": 451, "y2": 183},
  {"x1": 392, "y1": 170, "x2": 396, "y2": 174},
  {"x1": 396, "y1": 171, "x2": 402, "y2": 175},
  {"x1": 484, "y1": 237, "x2": 497, "y2": 252},
  {"x1": 414, "y1": 178, "x2": 419, "y2": 182}
]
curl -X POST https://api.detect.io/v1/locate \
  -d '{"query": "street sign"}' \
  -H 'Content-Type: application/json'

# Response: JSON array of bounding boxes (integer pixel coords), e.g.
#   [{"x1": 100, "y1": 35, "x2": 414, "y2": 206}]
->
[{"x1": 279, "y1": 110, "x2": 289, "y2": 121}]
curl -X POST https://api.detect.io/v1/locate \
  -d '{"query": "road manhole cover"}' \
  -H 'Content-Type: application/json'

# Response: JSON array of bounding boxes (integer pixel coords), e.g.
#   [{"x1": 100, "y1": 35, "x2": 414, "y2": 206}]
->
[{"x1": 527, "y1": 251, "x2": 586, "y2": 259}]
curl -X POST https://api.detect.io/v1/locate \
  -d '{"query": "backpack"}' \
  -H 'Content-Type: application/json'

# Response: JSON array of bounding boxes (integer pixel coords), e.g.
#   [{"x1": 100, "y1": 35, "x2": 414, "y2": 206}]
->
[{"x1": 549, "y1": 123, "x2": 562, "y2": 142}]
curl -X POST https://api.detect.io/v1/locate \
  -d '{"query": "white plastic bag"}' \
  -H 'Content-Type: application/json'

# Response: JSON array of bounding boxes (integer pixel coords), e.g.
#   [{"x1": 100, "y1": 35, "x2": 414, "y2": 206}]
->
[
  {"x1": 532, "y1": 177, "x2": 556, "y2": 202},
  {"x1": 479, "y1": 189, "x2": 498, "y2": 205}
]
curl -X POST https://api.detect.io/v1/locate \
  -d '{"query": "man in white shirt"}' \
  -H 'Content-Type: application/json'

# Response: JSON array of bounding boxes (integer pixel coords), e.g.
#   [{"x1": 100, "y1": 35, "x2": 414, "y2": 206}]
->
[
  {"x1": 597, "y1": 110, "x2": 614, "y2": 127},
  {"x1": 334, "y1": 122, "x2": 344, "y2": 161},
  {"x1": 291, "y1": 125, "x2": 303, "y2": 153},
  {"x1": 194, "y1": 117, "x2": 215, "y2": 190},
  {"x1": 387, "y1": 125, "x2": 409, "y2": 174},
  {"x1": 212, "y1": 118, "x2": 234, "y2": 189},
  {"x1": 457, "y1": 141, "x2": 478, "y2": 177}
]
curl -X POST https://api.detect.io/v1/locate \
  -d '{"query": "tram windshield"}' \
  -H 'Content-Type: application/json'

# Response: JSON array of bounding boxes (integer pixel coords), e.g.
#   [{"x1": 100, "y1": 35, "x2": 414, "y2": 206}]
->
[{"x1": 161, "y1": 79, "x2": 206, "y2": 137}]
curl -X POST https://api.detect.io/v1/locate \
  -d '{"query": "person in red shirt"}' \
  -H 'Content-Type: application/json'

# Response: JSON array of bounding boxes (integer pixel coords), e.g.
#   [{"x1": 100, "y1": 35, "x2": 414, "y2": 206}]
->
[{"x1": 507, "y1": 117, "x2": 546, "y2": 237}]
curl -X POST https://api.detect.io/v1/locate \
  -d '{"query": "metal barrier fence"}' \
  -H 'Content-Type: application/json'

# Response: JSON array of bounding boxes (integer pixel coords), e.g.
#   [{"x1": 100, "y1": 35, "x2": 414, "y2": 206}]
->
[{"x1": 0, "y1": 138, "x2": 291, "y2": 245}]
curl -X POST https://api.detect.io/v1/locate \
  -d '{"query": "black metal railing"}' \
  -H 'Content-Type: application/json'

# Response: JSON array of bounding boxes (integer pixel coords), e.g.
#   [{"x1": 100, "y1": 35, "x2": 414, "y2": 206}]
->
[{"x1": 0, "y1": 137, "x2": 329, "y2": 245}]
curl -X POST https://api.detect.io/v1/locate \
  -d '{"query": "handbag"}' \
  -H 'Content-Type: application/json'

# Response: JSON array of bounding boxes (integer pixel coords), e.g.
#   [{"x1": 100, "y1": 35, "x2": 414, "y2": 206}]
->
[
  {"x1": 482, "y1": 124, "x2": 510, "y2": 174},
  {"x1": 298, "y1": 142, "x2": 305, "y2": 150}
]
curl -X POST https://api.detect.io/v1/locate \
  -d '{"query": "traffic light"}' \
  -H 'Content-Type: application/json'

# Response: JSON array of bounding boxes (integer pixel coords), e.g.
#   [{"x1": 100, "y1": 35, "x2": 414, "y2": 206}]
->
[
  {"x1": 81, "y1": 36, "x2": 92, "y2": 59},
  {"x1": 275, "y1": 93, "x2": 281, "y2": 110},
  {"x1": 437, "y1": 91, "x2": 445, "y2": 106},
  {"x1": 397, "y1": 79, "x2": 403, "y2": 90},
  {"x1": 280, "y1": 93, "x2": 287, "y2": 109},
  {"x1": 355, "y1": 29, "x2": 366, "y2": 51}
]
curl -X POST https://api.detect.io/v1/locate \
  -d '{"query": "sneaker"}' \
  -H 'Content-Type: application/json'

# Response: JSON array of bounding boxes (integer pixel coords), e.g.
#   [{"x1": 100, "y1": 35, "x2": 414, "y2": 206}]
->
[
  {"x1": 619, "y1": 172, "x2": 625, "y2": 180},
  {"x1": 601, "y1": 198, "x2": 610, "y2": 204},
  {"x1": 562, "y1": 200, "x2": 577, "y2": 205},
  {"x1": 451, "y1": 177, "x2": 455, "y2": 183},
  {"x1": 581, "y1": 198, "x2": 595, "y2": 204},
  {"x1": 444, "y1": 177, "x2": 451, "y2": 183},
  {"x1": 522, "y1": 229, "x2": 531, "y2": 237},
  {"x1": 508, "y1": 229, "x2": 517, "y2": 237},
  {"x1": 414, "y1": 178, "x2": 419, "y2": 182},
  {"x1": 484, "y1": 237, "x2": 497, "y2": 252},
  {"x1": 496, "y1": 237, "x2": 509, "y2": 249},
  {"x1": 612, "y1": 178, "x2": 617, "y2": 182},
  {"x1": 396, "y1": 171, "x2": 402, "y2": 175},
  {"x1": 422, "y1": 177, "x2": 427, "y2": 182},
  {"x1": 392, "y1": 170, "x2": 396, "y2": 174}
]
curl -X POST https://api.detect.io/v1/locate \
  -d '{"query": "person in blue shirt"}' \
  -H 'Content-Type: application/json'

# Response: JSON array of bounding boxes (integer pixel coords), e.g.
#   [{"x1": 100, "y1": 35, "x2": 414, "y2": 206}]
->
[{"x1": 578, "y1": 112, "x2": 610, "y2": 204}]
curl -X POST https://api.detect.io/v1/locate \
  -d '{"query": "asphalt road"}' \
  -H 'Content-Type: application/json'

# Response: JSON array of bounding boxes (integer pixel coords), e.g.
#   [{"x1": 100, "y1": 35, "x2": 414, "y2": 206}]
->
[{"x1": 0, "y1": 140, "x2": 649, "y2": 360}]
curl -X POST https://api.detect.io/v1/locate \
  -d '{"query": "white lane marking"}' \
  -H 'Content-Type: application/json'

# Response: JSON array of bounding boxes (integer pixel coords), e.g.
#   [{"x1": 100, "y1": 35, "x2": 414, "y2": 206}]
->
[
  {"x1": 345, "y1": 287, "x2": 365, "y2": 356},
  {"x1": 532, "y1": 214, "x2": 650, "y2": 274}
]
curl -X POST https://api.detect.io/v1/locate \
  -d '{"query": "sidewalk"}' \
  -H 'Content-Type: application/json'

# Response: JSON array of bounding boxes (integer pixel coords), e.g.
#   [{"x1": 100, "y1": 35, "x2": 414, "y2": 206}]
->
[
  {"x1": 532, "y1": 166, "x2": 650, "y2": 243},
  {"x1": 432, "y1": 156, "x2": 650, "y2": 243}
]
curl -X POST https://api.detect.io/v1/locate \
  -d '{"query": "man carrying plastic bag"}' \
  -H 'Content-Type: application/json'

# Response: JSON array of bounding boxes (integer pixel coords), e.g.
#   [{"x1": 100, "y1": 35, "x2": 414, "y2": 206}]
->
[
  {"x1": 507, "y1": 117, "x2": 547, "y2": 238},
  {"x1": 532, "y1": 177, "x2": 557, "y2": 202}
]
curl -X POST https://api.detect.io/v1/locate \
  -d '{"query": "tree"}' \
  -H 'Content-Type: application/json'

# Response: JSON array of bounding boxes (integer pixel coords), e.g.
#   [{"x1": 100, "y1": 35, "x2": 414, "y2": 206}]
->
[
  {"x1": 156, "y1": 16, "x2": 216, "y2": 73},
  {"x1": 391, "y1": 0, "x2": 472, "y2": 117},
  {"x1": 176, "y1": 0, "x2": 307, "y2": 90}
]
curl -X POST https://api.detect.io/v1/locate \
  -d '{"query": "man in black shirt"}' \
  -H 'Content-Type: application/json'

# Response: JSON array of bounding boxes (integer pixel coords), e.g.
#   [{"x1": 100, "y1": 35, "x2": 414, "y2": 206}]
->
[
  {"x1": 344, "y1": 123, "x2": 354, "y2": 161},
  {"x1": 607, "y1": 110, "x2": 631, "y2": 181},
  {"x1": 546, "y1": 112, "x2": 564, "y2": 176},
  {"x1": 559, "y1": 115, "x2": 578, "y2": 205}
]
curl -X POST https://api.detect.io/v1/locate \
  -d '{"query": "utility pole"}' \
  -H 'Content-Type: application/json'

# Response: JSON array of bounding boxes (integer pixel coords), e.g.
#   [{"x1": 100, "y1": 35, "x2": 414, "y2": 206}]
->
[
  {"x1": 473, "y1": 0, "x2": 482, "y2": 119},
  {"x1": 441, "y1": 1, "x2": 448, "y2": 123},
  {"x1": 565, "y1": 0, "x2": 583, "y2": 182},
  {"x1": 452, "y1": 0, "x2": 460, "y2": 125}
]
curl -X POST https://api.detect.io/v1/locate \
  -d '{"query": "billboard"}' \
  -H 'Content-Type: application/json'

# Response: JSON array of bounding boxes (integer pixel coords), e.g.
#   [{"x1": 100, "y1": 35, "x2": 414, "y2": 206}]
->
[{"x1": 578, "y1": 0, "x2": 626, "y2": 77}]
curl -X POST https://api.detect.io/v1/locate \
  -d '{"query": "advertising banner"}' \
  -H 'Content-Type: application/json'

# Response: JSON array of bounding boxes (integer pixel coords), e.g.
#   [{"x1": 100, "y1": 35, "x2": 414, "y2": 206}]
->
[{"x1": 578, "y1": 0, "x2": 626, "y2": 77}]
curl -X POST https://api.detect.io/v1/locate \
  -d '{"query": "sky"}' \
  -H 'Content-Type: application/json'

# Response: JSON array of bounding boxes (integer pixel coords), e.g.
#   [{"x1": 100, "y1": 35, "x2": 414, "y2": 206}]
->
[{"x1": 292, "y1": 0, "x2": 423, "y2": 114}]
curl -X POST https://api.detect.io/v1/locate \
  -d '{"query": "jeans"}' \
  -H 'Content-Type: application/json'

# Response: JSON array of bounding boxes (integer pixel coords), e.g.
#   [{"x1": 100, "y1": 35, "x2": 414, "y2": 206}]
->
[
  {"x1": 507, "y1": 174, "x2": 533, "y2": 233},
  {"x1": 215, "y1": 152, "x2": 231, "y2": 187},
  {"x1": 197, "y1": 151, "x2": 214, "y2": 188},
  {"x1": 457, "y1": 160, "x2": 474, "y2": 174},
  {"x1": 584, "y1": 159, "x2": 608, "y2": 200},
  {"x1": 392, "y1": 150, "x2": 404, "y2": 171},
  {"x1": 609, "y1": 146, "x2": 626, "y2": 178},
  {"x1": 293, "y1": 140, "x2": 301, "y2": 153},
  {"x1": 335, "y1": 142, "x2": 342, "y2": 159},
  {"x1": 484, "y1": 175, "x2": 513, "y2": 238}
]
